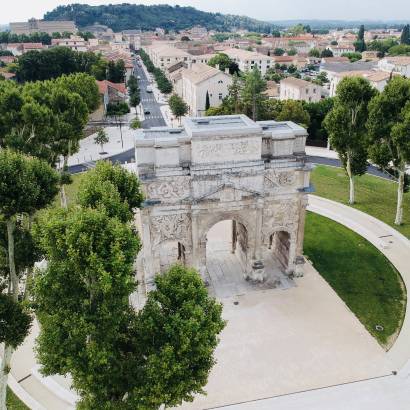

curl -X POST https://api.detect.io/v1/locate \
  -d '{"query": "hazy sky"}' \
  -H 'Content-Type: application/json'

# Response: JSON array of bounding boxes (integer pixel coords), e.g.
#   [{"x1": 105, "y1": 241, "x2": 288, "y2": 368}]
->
[{"x1": 2, "y1": 0, "x2": 410, "y2": 24}]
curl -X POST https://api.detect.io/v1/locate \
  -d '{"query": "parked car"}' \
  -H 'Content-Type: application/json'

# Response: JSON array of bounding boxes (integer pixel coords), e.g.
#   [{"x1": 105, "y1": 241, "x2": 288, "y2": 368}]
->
[{"x1": 144, "y1": 110, "x2": 151, "y2": 115}]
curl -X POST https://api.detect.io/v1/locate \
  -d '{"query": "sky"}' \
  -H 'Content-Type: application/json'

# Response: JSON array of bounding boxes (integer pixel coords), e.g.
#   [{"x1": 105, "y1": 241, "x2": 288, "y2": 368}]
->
[{"x1": 1, "y1": 0, "x2": 410, "y2": 25}]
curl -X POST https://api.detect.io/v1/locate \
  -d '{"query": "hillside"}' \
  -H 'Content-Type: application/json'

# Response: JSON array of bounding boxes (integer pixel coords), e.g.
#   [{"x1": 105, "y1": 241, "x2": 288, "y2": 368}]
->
[{"x1": 43, "y1": 3, "x2": 275, "y2": 33}]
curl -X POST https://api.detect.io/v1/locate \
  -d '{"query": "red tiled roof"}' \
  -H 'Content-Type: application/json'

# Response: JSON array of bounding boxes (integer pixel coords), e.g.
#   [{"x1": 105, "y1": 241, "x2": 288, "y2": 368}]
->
[{"x1": 96, "y1": 80, "x2": 126, "y2": 95}]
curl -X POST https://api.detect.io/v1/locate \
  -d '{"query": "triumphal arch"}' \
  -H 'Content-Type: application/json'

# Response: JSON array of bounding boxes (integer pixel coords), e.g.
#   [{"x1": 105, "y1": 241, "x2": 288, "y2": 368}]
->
[{"x1": 134, "y1": 115, "x2": 311, "y2": 287}]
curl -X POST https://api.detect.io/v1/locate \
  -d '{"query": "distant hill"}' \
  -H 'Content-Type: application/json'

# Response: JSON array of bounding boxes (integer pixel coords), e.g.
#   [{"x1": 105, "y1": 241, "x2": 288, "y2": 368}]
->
[
  {"x1": 43, "y1": 3, "x2": 276, "y2": 33},
  {"x1": 271, "y1": 19, "x2": 409, "y2": 30}
]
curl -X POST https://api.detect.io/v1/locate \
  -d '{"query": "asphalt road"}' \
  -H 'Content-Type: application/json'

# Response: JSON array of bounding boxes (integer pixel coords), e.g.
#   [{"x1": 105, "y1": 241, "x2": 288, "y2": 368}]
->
[{"x1": 133, "y1": 59, "x2": 167, "y2": 129}]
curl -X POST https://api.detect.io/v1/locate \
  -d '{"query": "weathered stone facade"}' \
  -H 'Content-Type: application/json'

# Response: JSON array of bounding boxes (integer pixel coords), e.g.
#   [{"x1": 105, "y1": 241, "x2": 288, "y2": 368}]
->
[{"x1": 134, "y1": 115, "x2": 311, "y2": 284}]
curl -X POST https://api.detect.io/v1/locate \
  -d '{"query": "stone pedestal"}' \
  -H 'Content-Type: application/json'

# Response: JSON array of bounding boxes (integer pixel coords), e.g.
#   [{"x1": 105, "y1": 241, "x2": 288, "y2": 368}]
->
[
  {"x1": 294, "y1": 256, "x2": 305, "y2": 278},
  {"x1": 245, "y1": 260, "x2": 267, "y2": 283}
]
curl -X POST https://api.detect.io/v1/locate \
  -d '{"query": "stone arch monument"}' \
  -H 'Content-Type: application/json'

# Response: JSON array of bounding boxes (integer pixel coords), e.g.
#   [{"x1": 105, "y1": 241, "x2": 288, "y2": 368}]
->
[{"x1": 134, "y1": 115, "x2": 311, "y2": 286}]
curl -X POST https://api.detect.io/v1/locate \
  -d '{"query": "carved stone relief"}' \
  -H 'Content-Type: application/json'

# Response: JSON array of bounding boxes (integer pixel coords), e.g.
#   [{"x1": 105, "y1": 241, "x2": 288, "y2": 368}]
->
[
  {"x1": 151, "y1": 213, "x2": 191, "y2": 247},
  {"x1": 146, "y1": 177, "x2": 190, "y2": 201}
]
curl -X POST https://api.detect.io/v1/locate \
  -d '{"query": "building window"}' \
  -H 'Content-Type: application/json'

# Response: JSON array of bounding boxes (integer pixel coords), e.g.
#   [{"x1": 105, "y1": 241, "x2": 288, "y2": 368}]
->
[
  {"x1": 218, "y1": 80, "x2": 223, "y2": 84},
  {"x1": 313, "y1": 88, "x2": 316, "y2": 93},
  {"x1": 219, "y1": 93, "x2": 223, "y2": 100}
]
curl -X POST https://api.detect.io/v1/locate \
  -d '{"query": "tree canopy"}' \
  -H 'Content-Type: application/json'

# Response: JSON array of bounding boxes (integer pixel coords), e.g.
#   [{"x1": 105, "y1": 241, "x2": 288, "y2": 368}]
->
[{"x1": 44, "y1": 3, "x2": 276, "y2": 33}]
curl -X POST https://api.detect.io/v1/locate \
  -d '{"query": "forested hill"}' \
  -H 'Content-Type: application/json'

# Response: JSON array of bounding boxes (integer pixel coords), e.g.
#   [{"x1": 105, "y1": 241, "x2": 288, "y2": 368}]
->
[{"x1": 43, "y1": 3, "x2": 275, "y2": 33}]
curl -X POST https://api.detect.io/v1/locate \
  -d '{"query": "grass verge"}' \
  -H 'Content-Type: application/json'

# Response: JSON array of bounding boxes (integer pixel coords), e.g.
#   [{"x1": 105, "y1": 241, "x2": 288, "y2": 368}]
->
[
  {"x1": 7, "y1": 387, "x2": 29, "y2": 410},
  {"x1": 310, "y1": 165, "x2": 410, "y2": 238},
  {"x1": 304, "y1": 211, "x2": 406, "y2": 348}
]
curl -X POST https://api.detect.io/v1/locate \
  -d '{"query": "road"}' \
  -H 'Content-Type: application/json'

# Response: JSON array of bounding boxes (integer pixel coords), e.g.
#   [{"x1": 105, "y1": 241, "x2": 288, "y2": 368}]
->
[{"x1": 133, "y1": 59, "x2": 167, "y2": 129}]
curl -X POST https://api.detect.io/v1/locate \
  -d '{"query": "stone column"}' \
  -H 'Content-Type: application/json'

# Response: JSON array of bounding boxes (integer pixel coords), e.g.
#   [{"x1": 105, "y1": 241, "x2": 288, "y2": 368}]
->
[
  {"x1": 292, "y1": 195, "x2": 308, "y2": 277},
  {"x1": 231, "y1": 220, "x2": 237, "y2": 254},
  {"x1": 296, "y1": 196, "x2": 309, "y2": 256},
  {"x1": 191, "y1": 211, "x2": 200, "y2": 271},
  {"x1": 141, "y1": 210, "x2": 155, "y2": 283},
  {"x1": 247, "y1": 201, "x2": 267, "y2": 283}
]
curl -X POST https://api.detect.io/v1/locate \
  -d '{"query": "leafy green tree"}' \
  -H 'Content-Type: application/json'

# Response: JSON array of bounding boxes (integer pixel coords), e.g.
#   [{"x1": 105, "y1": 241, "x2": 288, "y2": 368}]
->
[
  {"x1": 303, "y1": 98, "x2": 334, "y2": 145},
  {"x1": 0, "y1": 150, "x2": 59, "y2": 409},
  {"x1": 321, "y1": 49, "x2": 334, "y2": 58},
  {"x1": 124, "y1": 265, "x2": 225, "y2": 410},
  {"x1": 241, "y1": 67, "x2": 267, "y2": 121},
  {"x1": 55, "y1": 73, "x2": 100, "y2": 112},
  {"x1": 308, "y1": 48, "x2": 320, "y2": 58},
  {"x1": 324, "y1": 77, "x2": 375, "y2": 204},
  {"x1": 367, "y1": 38, "x2": 398, "y2": 57},
  {"x1": 388, "y1": 44, "x2": 410, "y2": 56},
  {"x1": 94, "y1": 128, "x2": 109, "y2": 153},
  {"x1": 107, "y1": 59, "x2": 126, "y2": 83},
  {"x1": 208, "y1": 53, "x2": 239, "y2": 75},
  {"x1": 367, "y1": 76, "x2": 410, "y2": 225},
  {"x1": 106, "y1": 101, "x2": 129, "y2": 148},
  {"x1": 400, "y1": 24, "x2": 410, "y2": 45},
  {"x1": 78, "y1": 161, "x2": 144, "y2": 216},
  {"x1": 33, "y1": 206, "x2": 141, "y2": 409},
  {"x1": 354, "y1": 25, "x2": 367, "y2": 52},
  {"x1": 287, "y1": 48, "x2": 297, "y2": 56},
  {"x1": 169, "y1": 93, "x2": 188, "y2": 123},
  {"x1": 273, "y1": 48, "x2": 285, "y2": 56},
  {"x1": 15, "y1": 47, "x2": 104, "y2": 82},
  {"x1": 341, "y1": 52, "x2": 362, "y2": 62},
  {"x1": 130, "y1": 117, "x2": 141, "y2": 129},
  {"x1": 276, "y1": 100, "x2": 310, "y2": 128}
]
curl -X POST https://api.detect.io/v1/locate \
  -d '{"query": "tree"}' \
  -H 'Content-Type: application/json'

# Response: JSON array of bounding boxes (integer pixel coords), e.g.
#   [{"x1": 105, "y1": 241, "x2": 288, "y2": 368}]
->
[
  {"x1": 205, "y1": 91, "x2": 210, "y2": 111},
  {"x1": 273, "y1": 48, "x2": 285, "y2": 56},
  {"x1": 287, "y1": 48, "x2": 297, "y2": 56},
  {"x1": 107, "y1": 59, "x2": 126, "y2": 83},
  {"x1": 321, "y1": 48, "x2": 334, "y2": 58},
  {"x1": 276, "y1": 100, "x2": 310, "y2": 128},
  {"x1": 181, "y1": 35, "x2": 190, "y2": 41},
  {"x1": 341, "y1": 52, "x2": 362, "y2": 62},
  {"x1": 169, "y1": 94, "x2": 188, "y2": 124},
  {"x1": 400, "y1": 24, "x2": 410, "y2": 45},
  {"x1": 241, "y1": 67, "x2": 267, "y2": 121},
  {"x1": 0, "y1": 150, "x2": 59, "y2": 409},
  {"x1": 78, "y1": 161, "x2": 144, "y2": 214},
  {"x1": 324, "y1": 77, "x2": 375, "y2": 204},
  {"x1": 125, "y1": 265, "x2": 225, "y2": 410},
  {"x1": 94, "y1": 128, "x2": 109, "y2": 153},
  {"x1": 106, "y1": 101, "x2": 130, "y2": 148},
  {"x1": 308, "y1": 48, "x2": 320, "y2": 58},
  {"x1": 55, "y1": 73, "x2": 100, "y2": 112},
  {"x1": 130, "y1": 117, "x2": 141, "y2": 129},
  {"x1": 354, "y1": 25, "x2": 367, "y2": 52},
  {"x1": 208, "y1": 53, "x2": 239, "y2": 75},
  {"x1": 367, "y1": 76, "x2": 410, "y2": 225},
  {"x1": 129, "y1": 92, "x2": 140, "y2": 113},
  {"x1": 303, "y1": 98, "x2": 334, "y2": 145},
  {"x1": 388, "y1": 44, "x2": 410, "y2": 56}
]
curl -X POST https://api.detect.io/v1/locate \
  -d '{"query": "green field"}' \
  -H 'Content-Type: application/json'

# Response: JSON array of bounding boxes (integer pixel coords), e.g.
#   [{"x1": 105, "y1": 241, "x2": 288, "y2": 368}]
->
[
  {"x1": 304, "y1": 212, "x2": 406, "y2": 348},
  {"x1": 311, "y1": 165, "x2": 410, "y2": 238}
]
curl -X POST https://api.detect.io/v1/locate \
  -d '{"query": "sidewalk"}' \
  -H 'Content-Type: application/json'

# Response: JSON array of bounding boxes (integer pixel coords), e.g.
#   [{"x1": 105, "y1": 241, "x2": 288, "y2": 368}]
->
[
  {"x1": 306, "y1": 146, "x2": 339, "y2": 159},
  {"x1": 66, "y1": 126, "x2": 135, "y2": 167}
]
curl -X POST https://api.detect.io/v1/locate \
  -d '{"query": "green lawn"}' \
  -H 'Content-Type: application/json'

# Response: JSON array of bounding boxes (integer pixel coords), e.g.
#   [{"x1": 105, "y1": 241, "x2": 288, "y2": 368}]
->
[
  {"x1": 311, "y1": 165, "x2": 410, "y2": 238},
  {"x1": 52, "y1": 172, "x2": 87, "y2": 208},
  {"x1": 7, "y1": 387, "x2": 29, "y2": 410},
  {"x1": 304, "y1": 212, "x2": 406, "y2": 348}
]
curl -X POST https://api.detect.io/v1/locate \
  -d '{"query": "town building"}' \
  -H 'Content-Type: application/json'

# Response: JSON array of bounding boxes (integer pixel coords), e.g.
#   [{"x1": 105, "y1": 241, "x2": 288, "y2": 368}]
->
[
  {"x1": 6, "y1": 42, "x2": 44, "y2": 56},
  {"x1": 224, "y1": 48, "x2": 272, "y2": 75},
  {"x1": 51, "y1": 35, "x2": 87, "y2": 52},
  {"x1": 378, "y1": 56, "x2": 410, "y2": 77},
  {"x1": 329, "y1": 70, "x2": 392, "y2": 97},
  {"x1": 90, "y1": 80, "x2": 127, "y2": 121},
  {"x1": 10, "y1": 18, "x2": 76, "y2": 35},
  {"x1": 280, "y1": 77, "x2": 321, "y2": 102},
  {"x1": 327, "y1": 45, "x2": 356, "y2": 57},
  {"x1": 145, "y1": 44, "x2": 191, "y2": 69},
  {"x1": 179, "y1": 63, "x2": 232, "y2": 116}
]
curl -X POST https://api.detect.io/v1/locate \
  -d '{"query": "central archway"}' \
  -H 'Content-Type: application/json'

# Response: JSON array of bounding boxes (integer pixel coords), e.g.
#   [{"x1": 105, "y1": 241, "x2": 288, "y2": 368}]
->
[{"x1": 205, "y1": 219, "x2": 250, "y2": 297}]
